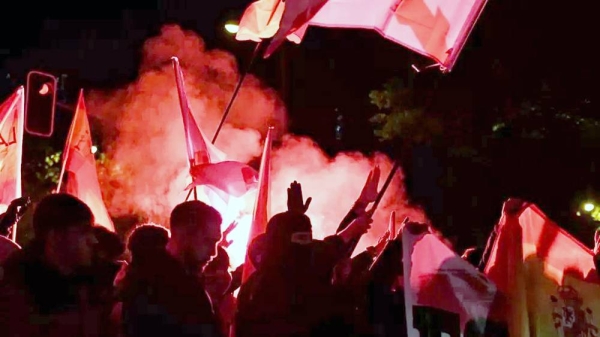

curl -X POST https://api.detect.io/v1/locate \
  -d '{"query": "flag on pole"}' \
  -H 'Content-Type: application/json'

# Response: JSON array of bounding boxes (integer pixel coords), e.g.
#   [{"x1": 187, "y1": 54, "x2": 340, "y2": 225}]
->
[
  {"x1": 402, "y1": 226, "x2": 498, "y2": 336},
  {"x1": 0, "y1": 87, "x2": 25, "y2": 241},
  {"x1": 57, "y1": 90, "x2": 114, "y2": 231},
  {"x1": 171, "y1": 57, "x2": 258, "y2": 201},
  {"x1": 242, "y1": 126, "x2": 274, "y2": 282},
  {"x1": 485, "y1": 200, "x2": 600, "y2": 337},
  {"x1": 235, "y1": 0, "x2": 307, "y2": 44},
  {"x1": 306, "y1": 0, "x2": 488, "y2": 70}
]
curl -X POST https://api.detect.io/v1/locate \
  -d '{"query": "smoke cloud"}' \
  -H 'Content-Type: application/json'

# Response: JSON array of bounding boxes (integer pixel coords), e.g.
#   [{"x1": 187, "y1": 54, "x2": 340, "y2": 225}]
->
[{"x1": 86, "y1": 24, "x2": 426, "y2": 264}]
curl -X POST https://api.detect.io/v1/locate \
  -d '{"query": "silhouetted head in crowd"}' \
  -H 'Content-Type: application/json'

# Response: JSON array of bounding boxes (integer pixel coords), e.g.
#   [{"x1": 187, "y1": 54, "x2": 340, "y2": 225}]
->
[
  {"x1": 264, "y1": 211, "x2": 313, "y2": 267},
  {"x1": 93, "y1": 225, "x2": 125, "y2": 262},
  {"x1": 248, "y1": 233, "x2": 267, "y2": 269},
  {"x1": 126, "y1": 222, "x2": 170, "y2": 263},
  {"x1": 167, "y1": 200, "x2": 222, "y2": 272},
  {"x1": 32, "y1": 194, "x2": 98, "y2": 274},
  {"x1": 203, "y1": 246, "x2": 232, "y2": 300}
]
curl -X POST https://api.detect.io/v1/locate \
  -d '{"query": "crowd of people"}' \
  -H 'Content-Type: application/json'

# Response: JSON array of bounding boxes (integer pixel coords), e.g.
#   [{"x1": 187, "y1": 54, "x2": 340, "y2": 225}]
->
[{"x1": 0, "y1": 175, "x2": 499, "y2": 337}]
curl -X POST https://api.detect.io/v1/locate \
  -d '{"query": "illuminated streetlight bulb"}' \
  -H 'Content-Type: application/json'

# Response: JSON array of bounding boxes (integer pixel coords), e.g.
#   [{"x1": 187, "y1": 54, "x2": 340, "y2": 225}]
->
[
  {"x1": 224, "y1": 23, "x2": 239, "y2": 34},
  {"x1": 91, "y1": 145, "x2": 98, "y2": 154},
  {"x1": 584, "y1": 202, "x2": 595, "y2": 212}
]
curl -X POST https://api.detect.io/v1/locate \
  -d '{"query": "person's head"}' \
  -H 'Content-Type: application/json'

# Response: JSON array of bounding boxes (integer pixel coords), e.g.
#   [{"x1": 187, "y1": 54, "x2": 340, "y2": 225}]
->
[
  {"x1": 248, "y1": 234, "x2": 267, "y2": 269},
  {"x1": 93, "y1": 226, "x2": 125, "y2": 262},
  {"x1": 168, "y1": 201, "x2": 222, "y2": 270},
  {"x1": 203, "y1": 246, "x2": 232, "y2": 300},
  {"x1": 264, "y1": 211, "x2": 313, "y2": 266},
  {"x1": 127, "y1": 222, "x2": 170, "y2": 262},
  {"x1": 32, "y1": 194, "x2": 98, "y2": 273}
]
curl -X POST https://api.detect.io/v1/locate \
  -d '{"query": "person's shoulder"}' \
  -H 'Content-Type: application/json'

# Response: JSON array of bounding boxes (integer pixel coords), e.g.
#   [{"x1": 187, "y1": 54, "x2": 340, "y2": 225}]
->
[{"x1": 0, "y1": 236, "x2": 21, "y2": 263}]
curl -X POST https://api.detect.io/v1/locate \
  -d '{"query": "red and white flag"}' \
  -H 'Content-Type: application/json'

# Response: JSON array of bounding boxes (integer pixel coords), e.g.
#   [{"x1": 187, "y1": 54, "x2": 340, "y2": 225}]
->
[
  {"x1": 171, "y1": 57, "x2": 258, "y2": 201},
  {"x1": 242, "y1": 126, "x2": 274, "y2": 282},
  {"x1": 0, "y1": 87, "x2": 25, "y2": 240},
  {"x1": 402, "y1": 226, "x2": 497, "y2": 336},
  {"x1": 58, "y1": 90, "x2": 114, "y2": 231},
  {"x1": 305, "y1": 0, "x2": 488, "y2": 70}
]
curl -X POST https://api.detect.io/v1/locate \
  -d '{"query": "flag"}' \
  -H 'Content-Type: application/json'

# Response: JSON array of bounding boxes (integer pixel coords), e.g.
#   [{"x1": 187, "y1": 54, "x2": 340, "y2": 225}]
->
[
  {"x1": 402, "y1": 226, "x2": 498, "y2": 336},
  {"x1": 171, "y1": 56, "x2": 225, "y2": 165},
  {"x1": 485, "y1": 201, "x2": 600, "y2": 337},
  {"x1": 171, "y1": 57, "x2": 258, "y2": 201},
  {"x1": 294, "y1": 0, "x2": 487, "y2": 70},
  {"x1": 263, "y1": 0, "x2": 329, "y2": 58},
  {"x1": 0, "y1": 87, "x2": 24, "y2": 240},
  {"x1": 236, "y1": 0, "x2": 307, "y2": 44},
  {"x1": 58, "y1": 90, "x2": 114, "y2": 231},
  {"x1": 242, "y1": 126, "x2": 274, "y2": 282},
  {"x1": 0, "y1": 88, "x2": 24, "y2": 212}
]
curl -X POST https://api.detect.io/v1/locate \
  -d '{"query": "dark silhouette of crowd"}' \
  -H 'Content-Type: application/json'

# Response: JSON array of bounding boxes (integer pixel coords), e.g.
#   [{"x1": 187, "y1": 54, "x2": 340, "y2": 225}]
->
[{"x1": 0, "y1": 175, "x2": 505, "y2": 337}]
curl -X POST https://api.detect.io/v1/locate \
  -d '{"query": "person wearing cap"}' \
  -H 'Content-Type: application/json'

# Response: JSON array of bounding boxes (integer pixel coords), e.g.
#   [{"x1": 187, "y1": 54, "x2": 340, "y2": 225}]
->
[
  {"x1": 0, "y1": 193, "x2": 107, "y2": 337},
  {"x1": 119, "y1": 200, "x2": 223, "y2": 337}
]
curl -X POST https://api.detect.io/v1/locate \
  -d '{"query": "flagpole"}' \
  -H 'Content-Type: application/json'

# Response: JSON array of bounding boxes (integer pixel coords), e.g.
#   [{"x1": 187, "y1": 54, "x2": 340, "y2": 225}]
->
[{"x1": 211, "y1": 41, "x2": 263, "y2": 144}]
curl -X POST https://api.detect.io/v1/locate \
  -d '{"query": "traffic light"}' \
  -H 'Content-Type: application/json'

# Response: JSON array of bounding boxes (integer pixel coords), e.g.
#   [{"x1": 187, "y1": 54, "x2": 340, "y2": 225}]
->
[{"x1": 25, "y1": 70, "x2": 57, "y2": 137}]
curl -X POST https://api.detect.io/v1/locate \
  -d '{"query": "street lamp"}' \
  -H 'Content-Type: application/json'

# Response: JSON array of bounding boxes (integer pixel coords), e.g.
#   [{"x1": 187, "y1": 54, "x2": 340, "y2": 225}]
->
[
  {"x1": 224, "y1": 22, "x2": 239, "y2": 34},
  {"x1": 584, "y1": 202, "x2": 596, "y2": 212}
]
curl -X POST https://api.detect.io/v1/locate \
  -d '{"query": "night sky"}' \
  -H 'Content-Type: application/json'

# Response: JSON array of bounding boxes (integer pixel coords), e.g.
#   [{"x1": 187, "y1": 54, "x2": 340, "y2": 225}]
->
[{"x1": 1, "y1": 0, "x2": 597, "y2": 249}]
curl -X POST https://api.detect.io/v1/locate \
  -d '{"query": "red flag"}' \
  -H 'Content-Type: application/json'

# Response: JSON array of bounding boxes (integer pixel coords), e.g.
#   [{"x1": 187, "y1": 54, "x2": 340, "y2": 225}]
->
[
  {"x1": 57, "y1": 91, "x2": 114, "y2": 231},
  {"x1": 286, "y1": 0, "x2": 487, "y2": 70},
  {"x1": 263, "y1": 0, "x2": 329, "y2": 58},
  {"x1": 242, "y1": 127, "x2": 274, "y2": 282},
  {"x1": 484, "y1": 201, "x2": 600, "y2": 337},
  {"x1": 171, "y1": 57, "x2": 258, "y2": 200},
  {"x1": 402, "y1": 226, "x2": 498, "y2": 335},
  {"x1": 0, "y1": 87, "x2": 25, "y2": 241}
]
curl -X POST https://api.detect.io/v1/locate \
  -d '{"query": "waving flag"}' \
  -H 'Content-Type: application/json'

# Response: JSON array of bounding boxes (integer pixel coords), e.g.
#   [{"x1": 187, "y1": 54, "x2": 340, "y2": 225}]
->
[
  {"x1": 171, "y1": 57, "x2": 258, "y2": 201},
  {"x1": 242, "y1": 126, "x2": 274, "y2": 282},
  {"x1": 239, "y1": 0, "x2": 488, "y2": 70},
  {"x1": 402, "y1": 226, "x2": 498, "y2": 336},
  {"x1": 0, "y1": 87, "x2": 24, "y2": 240},
  {"x1": 57, "y1": 91, "x2": 114, "y2": 231},
  {"x1": 306, "y1": 0, "x2": 488, "y2": 70},
  {"x1": 485, "y1": 200, "x2": 600, "y2": 337}
]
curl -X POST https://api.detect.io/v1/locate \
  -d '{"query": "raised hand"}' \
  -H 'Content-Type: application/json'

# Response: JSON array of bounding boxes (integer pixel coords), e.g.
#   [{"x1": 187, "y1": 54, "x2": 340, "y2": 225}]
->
[
  {"x1": 357, "y1": 166, "x2": 381, "y2": 207},
  {"x1": 219, "y1": 220, "x2": 238, "y2": 248},
  {"x1": 287, "y1": 181, "x2": 312, "y2": 214}
]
